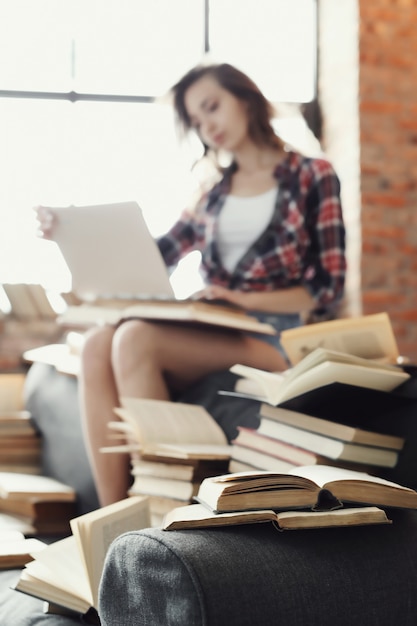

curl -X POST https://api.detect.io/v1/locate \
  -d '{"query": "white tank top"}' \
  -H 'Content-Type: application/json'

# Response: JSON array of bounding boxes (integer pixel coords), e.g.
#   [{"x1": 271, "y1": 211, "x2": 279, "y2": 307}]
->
[{"x1": 217, "y1": 187, "x2": 277, "y2": 273}]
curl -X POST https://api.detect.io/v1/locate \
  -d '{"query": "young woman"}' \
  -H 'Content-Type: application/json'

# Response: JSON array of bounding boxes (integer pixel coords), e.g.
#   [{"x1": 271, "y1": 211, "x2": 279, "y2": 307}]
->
[{"x1": 36, "y1": 63, "x2": 346, "y2": 506}]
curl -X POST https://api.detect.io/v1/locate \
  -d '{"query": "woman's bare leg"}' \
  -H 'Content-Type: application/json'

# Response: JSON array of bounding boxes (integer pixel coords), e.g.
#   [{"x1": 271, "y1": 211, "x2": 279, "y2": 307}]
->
[
  {"x1": 80, "y1": 320, "x2": 287, "y2": 507},
  {"x1": 111, "y1": 320, "x2": 286, "y2": 396},
  {"x1": 79, "y1": 325, "x2": 131, "y2": 507}
]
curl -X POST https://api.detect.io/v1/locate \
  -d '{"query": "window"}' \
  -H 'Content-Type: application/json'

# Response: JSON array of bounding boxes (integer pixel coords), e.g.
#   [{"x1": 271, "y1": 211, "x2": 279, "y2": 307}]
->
[{"x1": 0, "y1": 0, "x2": 317, "y2": 302}]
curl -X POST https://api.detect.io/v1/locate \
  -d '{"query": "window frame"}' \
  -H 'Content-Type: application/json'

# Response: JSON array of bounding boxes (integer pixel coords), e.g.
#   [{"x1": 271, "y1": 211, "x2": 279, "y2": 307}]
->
[{"x1": 0, "y1": 0, "x2": 320, "y2": 136}]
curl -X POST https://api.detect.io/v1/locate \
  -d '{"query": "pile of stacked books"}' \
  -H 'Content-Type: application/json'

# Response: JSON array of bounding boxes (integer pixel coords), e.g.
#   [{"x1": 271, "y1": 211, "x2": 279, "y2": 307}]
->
[
  {"x1": 0, "y1": 372, "x2": 41, "y2": 475},
  {"x1": 229, "y1": 403, "x2": 405, "y2": 475},
  {"x1": 226, "y1": 343, "x2": 410, "y2": 476},
  {"x1": 128, "y1": 451, "x2": 230, "y2": 526},
  {"x1": 0, "y1": 471, "x2": 77, "y2": 537},
  {"x1": 162, "y1": 464, "x2": 417, "y2": 532},
  {"x1": 102, "y1": 396, "x2": 231, "y2": 526}
]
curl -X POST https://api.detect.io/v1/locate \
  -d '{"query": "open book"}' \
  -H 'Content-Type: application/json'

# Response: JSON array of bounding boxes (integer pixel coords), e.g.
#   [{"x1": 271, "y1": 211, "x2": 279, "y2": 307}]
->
[
  {"x1": 280, "y1": 312, "x2": 400, "y2": 365},
  {"x1": 162, "y1": 502, "x2": 391, "y2": 531},
  {"x1": 58, "y1": 297, "x2": 277, "y2": 336},
  {"x1": 14, "y1": 495, "x2": 150, "y2": 617},
  {"x1": 195, "y1": 465, "x2": 417, "y2": 513},
  {"x1": 108, "y1": 397, "x2": 231, "y2": 460},
  {"x1": 230, "y1": 347, "x2": 410, "y2": 407}
]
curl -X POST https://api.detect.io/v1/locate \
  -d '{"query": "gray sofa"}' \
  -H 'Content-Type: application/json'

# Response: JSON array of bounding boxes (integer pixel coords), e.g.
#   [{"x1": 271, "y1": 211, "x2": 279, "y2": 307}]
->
[
  {"x1": 1, "y1": 362, "x2": 417, "y2": 625},
  {"x1": 99, "y1": 508, "x2": 417, "y2": 626}
]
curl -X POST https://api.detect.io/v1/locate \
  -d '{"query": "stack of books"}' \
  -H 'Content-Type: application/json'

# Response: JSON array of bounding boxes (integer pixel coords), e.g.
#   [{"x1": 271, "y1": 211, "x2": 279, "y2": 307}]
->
[
  {"x1": 0, "y1": 372, "x2": 41, "y2": 474},
  {"x1": 226, "y1": 344, "x2": 410, "y2": 475},
  {"x1": 162, "y1": 464, "x2": 417, "y2": 532},
  {"x1": 229, "y1": 403, "x2": 405, "y2": 474},
  {"x1": 102, "y1": 396, "x2": 231, "y2": 526},
  {"x1": 128, "y1": 451, "x2": 230, "y2": 526},
  {"x1": 0, "y1": 471, "x2": 77, "y2": 536}
]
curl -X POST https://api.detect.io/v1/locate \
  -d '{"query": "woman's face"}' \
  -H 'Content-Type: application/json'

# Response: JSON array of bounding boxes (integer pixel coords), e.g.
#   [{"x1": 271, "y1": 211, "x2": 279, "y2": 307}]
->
[{"x1": 184, "y1": 74, "x2": 250, "y2": 153}]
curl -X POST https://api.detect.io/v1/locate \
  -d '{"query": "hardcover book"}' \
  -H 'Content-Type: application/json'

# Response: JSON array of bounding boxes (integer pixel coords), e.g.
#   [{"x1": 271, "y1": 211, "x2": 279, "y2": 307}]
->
[
  {"x1": 162, "y1": 502, "x2": 391, "y2": 532},
  {"x1": 195, "y1": 465, "x2": 417, "y2": 513}
]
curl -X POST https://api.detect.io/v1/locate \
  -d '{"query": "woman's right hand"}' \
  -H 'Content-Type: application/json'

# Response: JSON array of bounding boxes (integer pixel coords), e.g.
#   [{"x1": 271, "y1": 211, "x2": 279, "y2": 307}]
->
[{"x1": 33, "y1": 205, "x2": 57, "y2": 240}]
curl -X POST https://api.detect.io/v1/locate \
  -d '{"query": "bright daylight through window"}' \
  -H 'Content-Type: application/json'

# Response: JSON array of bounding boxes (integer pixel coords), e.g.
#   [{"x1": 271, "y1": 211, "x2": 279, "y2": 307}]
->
[{"x1": 0, "y1": 0, "x2": 317, "y2": 309}]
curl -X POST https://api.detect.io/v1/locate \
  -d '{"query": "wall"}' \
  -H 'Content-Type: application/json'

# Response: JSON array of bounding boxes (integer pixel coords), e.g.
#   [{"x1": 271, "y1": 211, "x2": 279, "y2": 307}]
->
[{"x1": 319, "y1": 0, "x2": 417, "y2": 362}]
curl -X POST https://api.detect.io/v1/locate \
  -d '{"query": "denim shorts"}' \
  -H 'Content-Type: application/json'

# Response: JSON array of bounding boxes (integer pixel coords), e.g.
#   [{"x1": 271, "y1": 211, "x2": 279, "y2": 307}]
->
[{"x1": 246, "y1": 311, "x2": 302, "y2": 357}]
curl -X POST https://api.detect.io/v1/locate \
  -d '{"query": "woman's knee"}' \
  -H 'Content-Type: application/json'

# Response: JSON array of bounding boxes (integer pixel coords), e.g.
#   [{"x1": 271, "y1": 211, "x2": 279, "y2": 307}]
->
[
  {"x1": 111, "y1": 320, "x2": 157, "y2": 372},
  {"x1": 81, "y1": 325, "x2": 115, "y2": 372}
]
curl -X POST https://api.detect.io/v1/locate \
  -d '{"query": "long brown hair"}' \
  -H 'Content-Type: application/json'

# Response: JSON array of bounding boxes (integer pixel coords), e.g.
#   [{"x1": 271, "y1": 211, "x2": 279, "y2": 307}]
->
[{"x1": 170, "y1": 63, "x2": 284, "y2": 162}]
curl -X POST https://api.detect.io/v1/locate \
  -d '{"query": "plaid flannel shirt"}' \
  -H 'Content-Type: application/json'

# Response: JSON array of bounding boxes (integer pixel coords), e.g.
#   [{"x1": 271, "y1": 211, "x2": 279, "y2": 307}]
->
[{"x1": 158, "y1": 151, "x2": 346, "y2": 310}]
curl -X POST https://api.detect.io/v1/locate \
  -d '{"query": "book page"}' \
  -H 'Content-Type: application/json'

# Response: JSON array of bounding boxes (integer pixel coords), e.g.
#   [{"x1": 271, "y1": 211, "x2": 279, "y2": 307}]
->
[
  {"x1": 287, "y1": 464, "x2": 410, "y2": 490},
  {"x1": 117, "y1": 398, "x2": 228, "y2": 448},
  {"x1": 280, "y1": 313, "x2": 399, "y2": 365},
  {"x1": 275, "y1": 506, "x2": 391, "y2": 529},
  {"x1": 277, "y1": 361, "x2": 409, "y2": 405},
  {"x1": 231, "y1": 358, "x2": 409, "y2": 406},
  {"x1": 19, "y1": 536, "x2": 93, "y2": 612},
  {"x1": 70, "y1": 495, "x2": 151, "y2": 608}
]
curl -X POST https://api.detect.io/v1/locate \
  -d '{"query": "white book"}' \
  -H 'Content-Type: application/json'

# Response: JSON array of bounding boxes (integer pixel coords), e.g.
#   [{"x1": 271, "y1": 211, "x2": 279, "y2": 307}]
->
[{"x1": 230, "y1": 347, "x2": 410, "y2": 407}]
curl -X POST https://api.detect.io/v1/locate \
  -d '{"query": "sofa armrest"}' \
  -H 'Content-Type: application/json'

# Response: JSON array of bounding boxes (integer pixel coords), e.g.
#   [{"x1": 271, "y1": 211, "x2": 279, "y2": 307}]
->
[{"x1": 99, "y1": 510, "x2": 417, "y2": 626}]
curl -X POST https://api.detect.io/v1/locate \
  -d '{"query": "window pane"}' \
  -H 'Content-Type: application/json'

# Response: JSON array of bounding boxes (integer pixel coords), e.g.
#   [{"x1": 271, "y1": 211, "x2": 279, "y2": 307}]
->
[
  {"x1": 0, "y1": 0, "x2": 204, "y2": 95},
  {"x1": 209, "y1": 0, "x2": 317, "y2": 102},
  {"x1": 0, "y1": 98, "x2": 201, "y2": 293},
  {"x1": 73, "y1": 0, "x2": 205, "y2": 95},
  {"x1": 0, "y1": 0, "x2": 74, "y2": 91}
]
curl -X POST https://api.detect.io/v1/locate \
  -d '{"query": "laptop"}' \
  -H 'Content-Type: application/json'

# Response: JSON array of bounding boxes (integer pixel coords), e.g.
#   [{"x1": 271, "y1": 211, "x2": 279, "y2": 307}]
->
[{"x1": 51, "y1": 201, "x2": 175, "y2": 301}]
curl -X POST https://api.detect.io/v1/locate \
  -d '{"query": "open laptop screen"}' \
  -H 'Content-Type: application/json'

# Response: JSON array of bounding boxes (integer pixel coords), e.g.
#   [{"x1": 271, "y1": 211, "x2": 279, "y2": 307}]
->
[{"x1": 51, "y1": 201, "x2": 175, "y2": 301}]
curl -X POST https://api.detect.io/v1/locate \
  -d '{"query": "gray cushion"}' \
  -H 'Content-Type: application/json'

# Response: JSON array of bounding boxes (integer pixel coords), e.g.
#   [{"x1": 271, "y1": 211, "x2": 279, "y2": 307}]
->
[{"x1": 99, "y1": 509, "x2": 417, "y2": 626}]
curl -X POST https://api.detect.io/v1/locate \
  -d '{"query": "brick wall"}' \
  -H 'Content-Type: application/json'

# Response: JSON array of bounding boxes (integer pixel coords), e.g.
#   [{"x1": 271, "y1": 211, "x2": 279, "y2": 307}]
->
[{"x1": 319, "y1": 0, "x2": 417, "y2": 362}]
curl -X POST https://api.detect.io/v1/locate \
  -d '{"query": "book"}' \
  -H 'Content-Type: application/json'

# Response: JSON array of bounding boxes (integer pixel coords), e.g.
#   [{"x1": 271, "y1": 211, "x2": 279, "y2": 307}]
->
[
  {"x1": 129, "y1": 475, "x2": 201, "y2": 501},
  {"x1": 0, "y1": 513, "x2": 36, "y2": 536},
  {"x1": 0, "y1": 410, "x2": 35, "y2": 437},
  {"x1": 24, "y1": 284, "x2": 57, "y2": 320},
  {"x1": 230, "y1": 347, "x2": 410, "y2": 407},
  {"x1": 228, "y1": 458, "x2": 265, "y2": 474},
  {"x1": 0, "y1": 373, "x2": 26, "y2": 412},
  {"x1": 258, "y1": 404, "x2": 405, "y2": 450},
  {"x1": 280, "y1": 312, "x2": 400, "y2": 365},
  {"x1": 162, "y1": 502, "x2": 392, "y2": 532},
  {"x1": 231, "y1": 428, "x2": 378, "y2": 472},
  {"x1": 14, "y1": 495, "x2": 151, "y2": 616},
  {"x1": 146, "y1": 494, "x2": 193, "y2": 518},
  {"x1": 255, "y1": 421, "x2": 399, "y2": 468},
  {"x1": 2, "y1": 284, "x2": 42, "y2": 320},
  {"x1": 0, "y1": 472, "x2": 76, "y2": 502},
  {"x1": 229, "y1": 437, "x2": 294, "y2": 472},
  {"x1": 195, "y1": 465, "x2": 417, "y2": 513},
  {"x1": 0, "y1": 531, "x2": 46, "y2": 569},
  {"x1": 0, "y1": 473, "x2": 77, "y2": 535},
  {"x1": 0, "y1": 498, "x2": 77, "y2": 535},
  {"x1": 23, "y1": 343, "x2": 81, "y2": 377},
  {"x1": 58, "y1": 297, "x2": 277, "y2": 336},
  {"x1": 110, "y1": 397, "x2": 230, "y2": 455},
  {"x1": 23, "y1": 331, "x2": 85, "y2": 377},
  {"x1": 130, "y1": 455, "x2": 230, "y2": 483}
]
